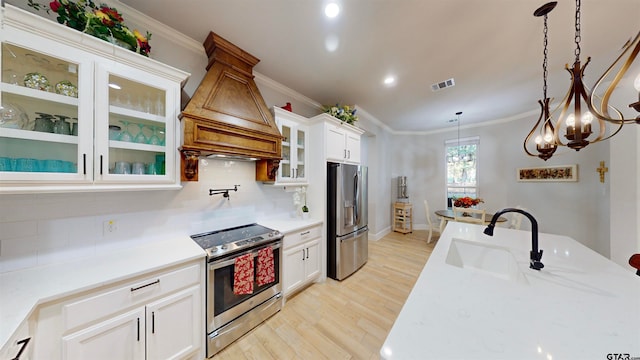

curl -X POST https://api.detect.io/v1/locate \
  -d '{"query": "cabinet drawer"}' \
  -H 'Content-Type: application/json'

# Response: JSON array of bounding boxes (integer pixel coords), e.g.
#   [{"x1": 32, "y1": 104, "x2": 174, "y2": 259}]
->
[
  {"x1": 63, "y1": 263, "x2": 200, "y2": 331},
  {"x1": 284, "y1": 225, "x2": 321, "y2": 249}
]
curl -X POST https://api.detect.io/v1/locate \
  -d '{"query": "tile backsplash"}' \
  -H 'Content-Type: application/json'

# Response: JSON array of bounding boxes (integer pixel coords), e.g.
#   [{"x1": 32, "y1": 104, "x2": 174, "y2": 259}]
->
[{"x1": 0, "y1": 159, "x2": 305, "y2": 273}]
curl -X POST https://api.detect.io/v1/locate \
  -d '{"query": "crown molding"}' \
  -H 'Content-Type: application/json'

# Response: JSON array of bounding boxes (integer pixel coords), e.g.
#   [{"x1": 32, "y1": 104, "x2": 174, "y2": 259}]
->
[{"x1": 254, "y1": 71, "x2": 322, "y2": 110}]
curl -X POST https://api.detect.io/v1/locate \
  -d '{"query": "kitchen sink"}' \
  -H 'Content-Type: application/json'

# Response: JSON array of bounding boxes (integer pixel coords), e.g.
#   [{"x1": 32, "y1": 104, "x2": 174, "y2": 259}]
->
[{"x1": 445, "y1": 238, "x2": 528, "y2": 284}]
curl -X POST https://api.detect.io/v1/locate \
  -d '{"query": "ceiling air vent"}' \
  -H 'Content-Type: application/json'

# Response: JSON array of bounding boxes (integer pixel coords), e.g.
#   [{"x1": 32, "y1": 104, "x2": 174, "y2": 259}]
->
[{"x1": 431, "y1": 78, "x2": 455, "y2": 92}]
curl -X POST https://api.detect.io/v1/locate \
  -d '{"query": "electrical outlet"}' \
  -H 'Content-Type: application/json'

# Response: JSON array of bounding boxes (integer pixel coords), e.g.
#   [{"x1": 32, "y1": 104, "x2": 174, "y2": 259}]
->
[{"x1": 103, "y1": 220, "x2": 118, "y2": 235}]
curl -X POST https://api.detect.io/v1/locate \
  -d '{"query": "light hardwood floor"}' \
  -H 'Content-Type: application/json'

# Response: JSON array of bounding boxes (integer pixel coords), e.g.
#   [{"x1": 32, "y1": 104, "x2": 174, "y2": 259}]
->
[{"x1": 214, "y1": 230, "x2": 437, "y2": 359}]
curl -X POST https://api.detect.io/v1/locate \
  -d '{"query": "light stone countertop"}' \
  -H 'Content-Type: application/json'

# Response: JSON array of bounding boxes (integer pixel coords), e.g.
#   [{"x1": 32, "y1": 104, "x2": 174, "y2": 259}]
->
[
  {"x1": 259, "y1": 217, "x2": 323, "y2": 235},
  {"x1": 0, "y1": 234, "x2": 205, "y2": 350},
  {"x1": 381, "y1": 222, "x2": 640, "y2": 359}
]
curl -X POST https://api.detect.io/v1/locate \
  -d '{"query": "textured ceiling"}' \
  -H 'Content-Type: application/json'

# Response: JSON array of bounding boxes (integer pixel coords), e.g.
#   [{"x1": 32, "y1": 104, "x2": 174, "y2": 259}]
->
[{"x1": 122, "y1": 1, "x2": 639, "y2": 131}]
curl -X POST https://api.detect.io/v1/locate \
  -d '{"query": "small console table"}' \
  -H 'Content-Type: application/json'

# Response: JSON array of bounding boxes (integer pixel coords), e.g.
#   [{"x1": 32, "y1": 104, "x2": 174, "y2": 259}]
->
[{"x1": 393, "y1": 202, "x2": 413, "y2": 234}]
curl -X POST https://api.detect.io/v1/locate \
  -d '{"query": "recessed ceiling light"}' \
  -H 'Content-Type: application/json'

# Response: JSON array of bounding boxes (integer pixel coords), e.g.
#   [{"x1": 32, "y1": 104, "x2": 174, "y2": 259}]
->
[
  {"x1": 383, "y1": 76, "x2": 396, "y2": 86},
  {"x1": 325, "y1": 3, "x2": 340, "y2": 18}
]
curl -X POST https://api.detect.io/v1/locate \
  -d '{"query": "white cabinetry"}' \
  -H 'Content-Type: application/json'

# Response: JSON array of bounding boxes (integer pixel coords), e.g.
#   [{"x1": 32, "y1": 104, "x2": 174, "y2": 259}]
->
[
  {"x1": 32, "y1": 261, "x2": 203, "y2": 360},
  {"x1": 0, "y1": 319, "x2": 33, "y2": 360},
  {"x1": 0, "y1": 5, "x2": 189, "y2": 193},
  {"x1": 311, "y1": 113, "x2": 363, "y2": 164},
  {"x1": 269, "y1": 107, "x2": 309, "y2": 185},
  {"x1": 282, "y1": 223, "x2": 322, "y2": 296}
]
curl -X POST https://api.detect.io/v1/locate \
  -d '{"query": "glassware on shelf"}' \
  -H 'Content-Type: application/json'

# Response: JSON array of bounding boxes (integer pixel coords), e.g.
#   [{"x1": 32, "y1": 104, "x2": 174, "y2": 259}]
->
[
  {"x1": 53, "y1": 115, "x2": 71, "y2": 135},
  {"x1": 71, "y1": 118, "x2": 79, "y2": 136},
  {"x1": 118, "y1": 120, "x2": 133, "y2": 142},
  {"x1": 146, "y1": 162, "x2": 158, "y2": 175},
  {"x1": 14, "y1": 158, "x2": 39, "y2": 172},
  {"x1": 134, "y1": 123, "x2": 147, "y2": 144},
  {"x1": 132, "y1": 162, "x2": 145, "y2": 174},
  {"x1": 2, "y1": 69, "x2": 19, "y2": 85},
  {"x1": 147, "y1": 125, "x2": 161, "y2": 145},
  {"x1": 0, "y1": 102, "x2": 29, "y2": 129},
  {"x1": 55, "y1": 80, "x2": 78, "y2": 98},
  {"x1": 34, "y1": 112, "x2": 55, "y2": 133},
  {"x1": 114, "y1": 161, "x2": 131, "y2": 174},
  {"x1": 108, "y1": 125, "x2": 121, "y2": 140},
  {"x1": 159, "y1": 128, "x2": 166, "y2": 146},
  {"x1": 24, "y1": 72, "x2": 51, "y2": 92},
  {"x1": 155, "y1": 94, "x2": 164, "y2": 115}
]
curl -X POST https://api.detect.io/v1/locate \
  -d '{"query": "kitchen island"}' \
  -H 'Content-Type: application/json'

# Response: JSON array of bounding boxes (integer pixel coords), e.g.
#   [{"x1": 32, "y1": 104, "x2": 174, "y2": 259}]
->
[{"x1": 381, "y1": 222, "x2": 640, "y2": 359}]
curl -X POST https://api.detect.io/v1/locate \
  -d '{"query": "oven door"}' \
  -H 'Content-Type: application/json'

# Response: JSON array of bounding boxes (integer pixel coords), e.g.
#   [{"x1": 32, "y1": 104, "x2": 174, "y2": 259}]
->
[{"x1": 207, "y1": 240, "x2": 282, "y2": 332}]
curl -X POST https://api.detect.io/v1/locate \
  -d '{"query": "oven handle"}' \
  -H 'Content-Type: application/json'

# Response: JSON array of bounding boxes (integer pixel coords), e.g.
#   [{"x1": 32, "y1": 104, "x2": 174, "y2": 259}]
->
[{"x1": 209, "y1": 241, "x2": 282, "y2": 270}]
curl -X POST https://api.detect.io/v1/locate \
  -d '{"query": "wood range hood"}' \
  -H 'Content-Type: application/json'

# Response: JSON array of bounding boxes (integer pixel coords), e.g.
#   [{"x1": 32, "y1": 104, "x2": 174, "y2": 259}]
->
[{"x1": 180, "y1": 31, "x2": 282, "y2": 181}]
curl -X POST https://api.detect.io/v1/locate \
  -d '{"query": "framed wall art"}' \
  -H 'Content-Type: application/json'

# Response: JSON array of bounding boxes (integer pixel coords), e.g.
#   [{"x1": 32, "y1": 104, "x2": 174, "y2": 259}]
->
[{"x1": 517, "y1": 164, "x2": 578, "y2": 182}]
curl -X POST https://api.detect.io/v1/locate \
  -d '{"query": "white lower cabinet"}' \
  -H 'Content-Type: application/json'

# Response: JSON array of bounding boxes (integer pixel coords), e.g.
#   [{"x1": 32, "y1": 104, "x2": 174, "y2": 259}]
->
[
  {"x1": 32, "y1": 260, "x2": 203, "y2": 360},
  {"x1": 0, "y1": 319, "x2": 34, "y2": 360},
  {"x1": 62, "y1": 286, "x2": 200, "y2": 360},
  {"x1": 282, "y1": 223, "x2": 322, "y2": 296}
]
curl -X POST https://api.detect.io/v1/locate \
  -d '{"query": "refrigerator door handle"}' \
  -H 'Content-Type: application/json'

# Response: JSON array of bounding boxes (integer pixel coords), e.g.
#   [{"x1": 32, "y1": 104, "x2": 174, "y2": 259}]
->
[{"x1": 353, "y1": 172, "x2": 359, "y2": 224}]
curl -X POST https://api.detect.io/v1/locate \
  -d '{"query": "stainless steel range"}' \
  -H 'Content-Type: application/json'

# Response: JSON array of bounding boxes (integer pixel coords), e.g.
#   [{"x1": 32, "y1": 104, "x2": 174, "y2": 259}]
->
[{"x1": 190, "y1": 223, "x2": 283, "y2": 357}]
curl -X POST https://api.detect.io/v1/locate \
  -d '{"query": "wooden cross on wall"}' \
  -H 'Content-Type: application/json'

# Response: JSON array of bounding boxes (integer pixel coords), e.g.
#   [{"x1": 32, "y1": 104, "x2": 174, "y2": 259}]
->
[{"x1": 597, "y1": 161, "x2": 608, "y2": 183}]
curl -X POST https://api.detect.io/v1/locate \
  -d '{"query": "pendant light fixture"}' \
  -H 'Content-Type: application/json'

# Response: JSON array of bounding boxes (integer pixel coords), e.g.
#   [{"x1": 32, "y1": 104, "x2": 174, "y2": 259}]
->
[
  {"x1": 589, "y1": 30, "x2": 640, "y2": 123},
  {"x1": 551, "y1": 0, "x2": 624, "y2": 151},
  {"x1": 524, "y1": 2, "x2": 558, "y2": 161}
]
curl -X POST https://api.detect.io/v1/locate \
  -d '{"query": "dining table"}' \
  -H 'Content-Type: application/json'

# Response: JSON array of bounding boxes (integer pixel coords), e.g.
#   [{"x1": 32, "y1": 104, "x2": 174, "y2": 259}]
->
[{"x1": 435, "y1": 209, "x2": 508, "y2": 233}]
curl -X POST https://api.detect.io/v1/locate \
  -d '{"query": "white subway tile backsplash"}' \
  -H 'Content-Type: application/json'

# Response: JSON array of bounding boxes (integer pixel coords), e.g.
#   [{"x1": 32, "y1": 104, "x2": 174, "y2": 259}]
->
[{"x1": 0, "y1": 159, "x2": 305, "y2": 274}]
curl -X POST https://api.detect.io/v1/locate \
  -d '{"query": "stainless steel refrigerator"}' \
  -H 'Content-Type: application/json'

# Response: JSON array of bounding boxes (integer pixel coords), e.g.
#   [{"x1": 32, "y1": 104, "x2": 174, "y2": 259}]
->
[{"x1": 327, "y1": 162, "x2": 368, "y2": 280}]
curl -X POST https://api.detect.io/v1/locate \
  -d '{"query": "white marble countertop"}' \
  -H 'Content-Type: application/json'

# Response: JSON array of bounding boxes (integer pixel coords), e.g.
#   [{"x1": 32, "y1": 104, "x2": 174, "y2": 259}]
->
[
  {"x1": 381, "y1": 222, "x2": 640, "y2": 359},
  {"x1": 259, "y1": 217, "x2": 323, "y2": 235},
  {"x1": 0, "y1": 234, "x2": 205, "y2": 349}
]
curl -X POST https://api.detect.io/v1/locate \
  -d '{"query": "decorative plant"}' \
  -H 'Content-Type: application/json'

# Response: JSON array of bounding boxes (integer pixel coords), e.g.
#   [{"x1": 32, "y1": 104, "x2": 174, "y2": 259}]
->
[
  {"x1": 453, "y1": 196, "x2": 484, "y2": 208},
  {"x1": 27, "y1": 0, "x2": 151, "y2": 56},
  {"x1": 323, "y1": 104, "x2": 358, "y2": 125},
  {"x1": 293, "y1": 186, "x2": 309, "y2": 215}
]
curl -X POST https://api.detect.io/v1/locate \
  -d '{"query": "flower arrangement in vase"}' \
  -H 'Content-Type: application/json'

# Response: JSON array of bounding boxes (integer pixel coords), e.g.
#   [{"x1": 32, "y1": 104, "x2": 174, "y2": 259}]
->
[
  {"x1": 27, "y1": 0, "x2": 151, "y2": 56},
  {"x1": 453, "y1": 196, "x2": 484, "y2": 208},
  {"x1": 323, "y1": 104, "x2": 358, "y2": 125}
]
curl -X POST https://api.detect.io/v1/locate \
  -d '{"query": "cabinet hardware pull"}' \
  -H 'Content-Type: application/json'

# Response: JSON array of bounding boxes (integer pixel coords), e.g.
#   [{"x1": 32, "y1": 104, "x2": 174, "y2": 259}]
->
[
  {"x1": 344, "y1": 149, "x2": 347, "y2": 158},
  {"x1": 137, "y1": 318, "x2": 140, "y2": 341},
  {"x1": 130, "y1": 279, "x2": 160, "y2": 292},
  {"x1": 152, "y1": 311, "x2": 155, "y2": 333},
  {"x1": 300, "y1": 231, "x2": 310, "y2": 235},
  {"x1": 306, "y1": 248, "x2": 309, "y2": 259},
  {"x1": 83, "y1": 154, "x2": 86, "y2": 175},
  {"x1": 10, "y1": 337, "x2": 30, "y2": 360},
  {"x1": 100, "y1": 155, "x2": 103, "y2": 175},
  {"x1": 347, "y1": 150, "x2": 351, "y2": 159},
  {"x1": 302, "y1": 249, "x2": 305, "y2": 260}
]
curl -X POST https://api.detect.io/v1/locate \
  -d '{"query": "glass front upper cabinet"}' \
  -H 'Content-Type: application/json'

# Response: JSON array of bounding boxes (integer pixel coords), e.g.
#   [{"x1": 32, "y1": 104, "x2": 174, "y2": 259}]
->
[
  {"x1": 0, "y1": 40, "x2": 93, "y2": 184},
  {"x1": 0, "y1": 4, "x2": 189, "y2": 192},
  {"x1": 94, "y1": 63, "x2": 176, "y2": 184}
]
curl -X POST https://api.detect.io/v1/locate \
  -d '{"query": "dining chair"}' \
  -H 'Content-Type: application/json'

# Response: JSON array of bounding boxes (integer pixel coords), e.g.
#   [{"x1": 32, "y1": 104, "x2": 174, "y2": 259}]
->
[
  {"x1": 452, "y1": 206, "x2": 486, "y2": 225},
  {"x1": 423, "y1": 200, "x2": 441, "y2": 244}
]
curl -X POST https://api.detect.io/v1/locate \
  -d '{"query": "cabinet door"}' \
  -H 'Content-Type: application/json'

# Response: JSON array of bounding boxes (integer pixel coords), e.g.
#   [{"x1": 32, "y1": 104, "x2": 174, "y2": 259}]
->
[
  {"x1": 62, "y1": 307, "x2": 145, "y2": 360},
  {"x1": 278, "y1": 119, "x2": 294, "y2": 181},
  {"x1": 94, "y1": 62, "x2": 177, "y2": 184},
  {"x1": 304, "y1": 239, "x2": 321, "y2": 282},
  {"x1": 277, "y1": 118, "x2": 308, "y2": 183},
  {"x1": 0, "y1": 37, "x2": 94, "y2": 185},
  {"x1": 283, "y1": 245, "x2": 305, "y2": 295},
  {"x1": 145, "y1": 286, "x2": 202, "y2": 360},
  {"x1": 326, "y1": 125, "x2": 346, "y2": 162},
  {"x1": 345, "y1": 131, "x2": 361, "y2": 164}
]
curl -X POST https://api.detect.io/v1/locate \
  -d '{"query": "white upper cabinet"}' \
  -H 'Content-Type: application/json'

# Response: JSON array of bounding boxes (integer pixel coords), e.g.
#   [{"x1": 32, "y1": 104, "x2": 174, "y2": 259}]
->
[
  {"x1": 268, "y1": 107, "x2": 309, "y2": 185},
  {"x1": 0, "y1": 5, "x2": 189, "y2": 193},
  {"x1": 311, "y1": 113, "x2": 363, "y2": 164}
]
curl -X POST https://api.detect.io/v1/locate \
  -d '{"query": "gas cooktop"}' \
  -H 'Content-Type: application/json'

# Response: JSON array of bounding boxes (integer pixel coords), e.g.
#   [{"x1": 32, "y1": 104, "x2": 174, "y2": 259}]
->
[{"x1": 190, "y1": 223, "x2": 281, "y2": 260}]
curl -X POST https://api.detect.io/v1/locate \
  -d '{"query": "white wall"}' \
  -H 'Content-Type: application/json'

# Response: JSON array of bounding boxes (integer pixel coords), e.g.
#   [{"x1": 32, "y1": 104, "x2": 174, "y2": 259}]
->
[{"x1": 391, "y1": 117, "x2": 612, "y2": 255}]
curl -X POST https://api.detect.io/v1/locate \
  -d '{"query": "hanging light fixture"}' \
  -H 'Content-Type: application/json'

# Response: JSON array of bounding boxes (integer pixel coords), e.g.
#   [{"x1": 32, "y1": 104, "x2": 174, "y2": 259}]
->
[
  {"x1": 524, "y1": 2, "x2": 558, "y2": 161},
  {"x1": 551, "y1": 0, "x2": 624, "y2": 151},
  {"x1": 589, "y1": 30, "x2": 640, "y2": 123}
]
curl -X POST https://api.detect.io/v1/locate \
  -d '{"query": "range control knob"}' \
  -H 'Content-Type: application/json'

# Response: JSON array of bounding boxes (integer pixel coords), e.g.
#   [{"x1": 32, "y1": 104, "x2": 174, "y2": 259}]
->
[{"x1": 221, "y1": 244, "x2": 228, "y2": 250}]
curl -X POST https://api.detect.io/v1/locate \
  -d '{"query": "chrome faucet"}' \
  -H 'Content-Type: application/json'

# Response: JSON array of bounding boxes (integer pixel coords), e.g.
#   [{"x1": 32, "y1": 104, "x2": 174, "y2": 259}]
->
[{"x1": 483, "y1": 208, "x2": 544, "y2": 270}]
